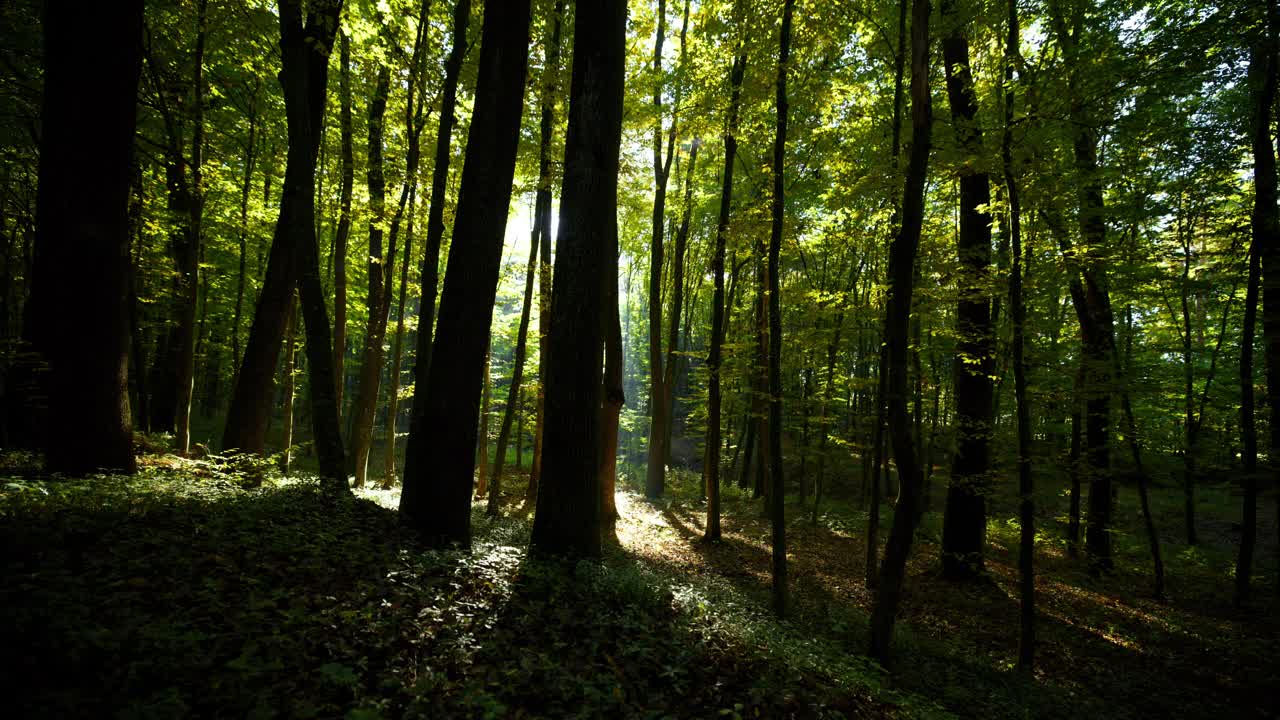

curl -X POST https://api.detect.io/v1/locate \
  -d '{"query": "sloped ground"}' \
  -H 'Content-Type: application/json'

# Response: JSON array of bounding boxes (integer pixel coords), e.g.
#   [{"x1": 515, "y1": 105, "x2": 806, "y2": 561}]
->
[
  {"x1": 3, "y1": 449, "x2": 1275, "y2": 719},
  {"x1": 1, "y1": 455, "x2": 900, "y2": 720}
]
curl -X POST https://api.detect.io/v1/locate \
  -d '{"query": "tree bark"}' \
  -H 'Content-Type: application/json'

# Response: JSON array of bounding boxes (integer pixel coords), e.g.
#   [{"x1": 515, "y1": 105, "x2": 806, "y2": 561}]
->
[
  {"x1": 528, "y1": 0, "x2": 564, "y2": 503},
  {"x1": 333, "y1": 32, "x2": 354, "y2": 411},
  {"x1": 705, "y1": 47, "x2": 747, "y2": 542},
  {"x1": 400, "y1": 0, "x2": 531, "y2": 548},
  {"x1": 223, "y1": 0, "x2": 344, "y2": 464},
  {"x1": 407, "y1": 0, "x2": 471, "y2": 476},
  {"x1": 940, "y1": 0, "x2": 994, "y2": 581},
  {"x1": 767, "y1": 0, "x2": 795, "y2": 620},
  {"x1": 529, "y1": 0, "x2": 626, "y2": 558},
  {"x1": 24, "y1": 0, "x2": 143, "y2": 474},
  {"x1": 1239, "y1": 0, "x2": 1277, "y2": 604},
  {"x1": 490, "y1": 220, "x2": 540, "y2": 514},
  {"x1": 868, "y1": 0, "x2": 931, "y2": 664}
]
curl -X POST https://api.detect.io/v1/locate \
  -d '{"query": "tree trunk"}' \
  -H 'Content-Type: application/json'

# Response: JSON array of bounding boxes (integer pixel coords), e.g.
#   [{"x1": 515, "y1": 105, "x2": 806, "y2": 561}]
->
[
  {"x1": 490, "y1": 220, "x2": 540, "y2": 514},
  {"x1": 24, "y1": 0, "x2": 142, "y2": 474},
  {"x1": 280, "y1": 296, "x2": 298, "y2": 474},
  {"x1": 384, "y1": 185, "x2": 417, "y2": 487},
  {"x1": 232, "y1": 79, "x2": 261, "y2": 391},
  {"x1": 528, "y1": 0, "x2": 563, "y2": 504},
  {"x1": 663, "y1": 137, "x2": 698, "y2": 473},
  {"x1": 646, "y1": 0, "x2": 677, "y2": 500},
  {"x1": 940, "y1": 0, "x2": 994, "y2": 581},
  {"x1": 529, "y1": 0, "x2": 625, "y2": 558},
  {"x1": 400, "y1": 0, "x2": 531, "y2": 548},
  {"x1": 767, "y1": 0, "x2": 795, "y2": 619},
  {"x1": 407, "y1": 0, "x2": 470, "y2": 479},
  {"x1": 1003, "y1": 0, "x2": 1034, "y2": 670},
  {"x1": 476, "y1": 341, "x2": 491, "y2": 497},
  {"x1": 868, "y1": 0, "x2": 931, "y2": 664},
  {"x1": 333, "y1": 32, "x2": 354, "y2": 411},
  {"x1": 349, "y1": 65, "x2": 392, "y2": 489},
  {"x1": 705, "y1": 47, "x2": 747, "y2": 542},
  {"x1": 601, "y1": 231, "x2": 625, "y2": 534},
  {"x1": 1239, "y1": 2, "x2": 1276, "y2": 604},
  {"x1": 224, "y1": 0, "x2": 344, "y2": 463}
]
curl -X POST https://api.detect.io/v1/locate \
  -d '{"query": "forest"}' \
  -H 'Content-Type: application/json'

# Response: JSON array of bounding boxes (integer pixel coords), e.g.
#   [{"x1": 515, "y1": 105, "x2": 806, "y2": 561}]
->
[{"x1": 1, "y1": 0, "x2": 1277, "y2": 717}]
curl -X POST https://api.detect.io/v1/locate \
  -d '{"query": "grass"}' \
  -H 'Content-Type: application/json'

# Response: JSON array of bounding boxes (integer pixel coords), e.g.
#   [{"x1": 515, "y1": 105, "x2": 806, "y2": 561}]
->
[{"x1": 1, "y1": 446, "x2": 1276, "y2": 719}]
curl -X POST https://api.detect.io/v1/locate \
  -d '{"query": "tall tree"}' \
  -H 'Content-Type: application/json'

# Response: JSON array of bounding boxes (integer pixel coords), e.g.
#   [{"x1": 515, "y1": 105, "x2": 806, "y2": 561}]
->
[
  {"x1": 940, "y1": 0, "x2": 994, "y2": 581},
  {"x1": 767, "y1": 0, "x2": 796, "y2": 619},
  {"x1": 24, "y1": 0, "x2": 143, "y2": 474},
  {"x1": 400, "y1": 0, "x2": 532, "y2": 548},
  {"x1": 1238, "y1": 0, "x2": 1277, "y2": 605},
  {"x1": 868, "y1": 0, "x2": 931, "y2": 664},
  {"x1": 704, "y1": 45, "x2": 747, "y2": 542},
  {"x1": 528, "y1": 0, "x2": 564, "y2": 502},
  {"x1": 223, "y1": 0, "x2": 344, "y2": 467},
  {"x1": 332, "y1": 32, "x2": 354, "y2": 411},
  {"x1": 407, "y1": 0, "x2": 470, "y2": 456},
  {"x1": 529, "y1": 0, "x2": 626, "y2": 558}
]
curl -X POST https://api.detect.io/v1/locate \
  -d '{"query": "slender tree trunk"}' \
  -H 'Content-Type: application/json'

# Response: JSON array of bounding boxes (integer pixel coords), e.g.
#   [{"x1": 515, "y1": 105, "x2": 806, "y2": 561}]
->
[
  {"x1": 224, "y1": 0, "x2": 345, "y2": 465},
  {"x1": 705, "y1": 48, "x2": 746, "y2": 541},
  {"x1": 940, "y1": 0, "x2": 994, "y2": 581},
  {"x1": 868, "y1": 0, "x2": 931, "y2": 664},
  {"x1": 767, "y1": 0, "x2": 795, "y2": 619},
  {"x1": 407, "y1": 0, "x2": 470, "y2": 479},
  {"x1": 529, "y1": 0, "x2": 625, "y2": 557},
  {"x1": 333, "y1": 32, "x2": 354, "y2": 411},
  {"x1": 349, "y1": 66, "x2": 392, "y2": 489},
  {"x1": 1003, "y1": 0, "x2": 1034, "y2": 670},
  {"x1": 400, "y1": 0, "x2": 531, "y2": 548},
  {"x1": 646, "y1": 0, "x2": 678, "y2": 500},
  {"x1": 281, "y1": 295, "x2": 298, "y2": 474},
  {"x1": 529, "y1": 0, "x2": 563, "y2": 503},
  {"x1": 476, "y1": 340, "x2": 491, "y2": 497},
  {"x1": 1179, "y1": 219, "x2": 1199, "y2": 545},
  {"x1": 24, "y1": 0, "x2": 142, "y2": 474},
  {"x1": 663, "y1": 136, "x2": 697, "y2": 471},
  {"x1": 1239, "y1": 2, "x2": 1276, "y2": 603},
  {"x1": 1068, "y1": 360, "x2": 1082, "y2": 557},
  {"x1": 384, "y1": 186, "x2": 417, "y2": 487},
  {"x1": 601, "y1": 242, "x2": 625, "y2": 533},
  {"x1": 490, "y1": 216, "x2": 540, "y2": 514},
  {"x1": 232, "y1": 79, "x2": 260, "y2": 389}
]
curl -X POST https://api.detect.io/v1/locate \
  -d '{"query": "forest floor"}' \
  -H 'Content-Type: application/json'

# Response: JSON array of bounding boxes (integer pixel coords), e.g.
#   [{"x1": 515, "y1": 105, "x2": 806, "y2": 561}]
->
[{"x1": 2, "y1": 445, "x2": 1277, "y2": 719}]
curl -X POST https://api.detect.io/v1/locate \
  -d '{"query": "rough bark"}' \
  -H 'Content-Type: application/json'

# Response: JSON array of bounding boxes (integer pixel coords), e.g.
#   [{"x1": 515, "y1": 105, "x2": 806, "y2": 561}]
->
[
  {"x1": 767, "y1": 0, "x2": 795, "y2": 619},
  {"x1": 940, "y1": 0, "x2": 994, "y2": 581},
  {"x1": 24, "y1": 0, "x2": 143, "y2": 474},
  {"x1": 400, "y1": 0, "x2": 531, "y2": 548},
  {"x1": 530, "y1": 0, "x2": 625, "y2": 558}
]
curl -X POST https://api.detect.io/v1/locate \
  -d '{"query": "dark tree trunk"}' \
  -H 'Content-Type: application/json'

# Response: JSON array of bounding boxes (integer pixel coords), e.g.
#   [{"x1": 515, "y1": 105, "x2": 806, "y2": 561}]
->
[
  {"x1": 224, "y1": 0, "x2": 344, "y2": 464},
  {"x1": 601, "y1": 222, "x2": 625, "y2": 534},
  {"x1": 232, "y1": 79, "x2": 261, "y2": 391},
  {"x1": 280, "y1": 296, "x2": 298, "y2": 474},
  {"x1": 940, "y1": 0, "x2": 994, "y2": 581},
  {"x1": 868, "y1": 0, "x2": 931, "y2": 665},
  {"x1": 24, "y1": 0, "x2": 143, "y2": 474},
  {"x1": 528, "y1": 0, "x2": 564, "y2": 503},
  {"x1": 384, "y1": 185, "x2": 417, "y2": 488},
  {"x1": 646, "y1": 0, "x2": 679, "y2": 500},
  {"x1": 766, "y1": 0, "x2": 795, "y2": 619},
  {"x1": 349, "y1": 65, "x2": 392, "y2": 489},
  {"x1": 705, "y1": 47, "x2": 747, "y2": 542},
  {"x1": 407, "y1": 0, "x2": 470, "y2": 469},
  {"x1": 1239, "y1": 1, "x2": 1277, "y2": 605},
  {"x1": 333, "y1": 32, "x2": 354, "y2": 411},
  {"x1": 530, "y1": 0, "x2": 625, "y2": 558},
  {"x1": 1003, "y1": 0, "x2": 1034, "y2": 671},
  {"x1": 662, "y1": 140, "x2": 698, "y2": 472},
  {"x1": 400, "y1": 0, "x2": 531, "y2": 548}
]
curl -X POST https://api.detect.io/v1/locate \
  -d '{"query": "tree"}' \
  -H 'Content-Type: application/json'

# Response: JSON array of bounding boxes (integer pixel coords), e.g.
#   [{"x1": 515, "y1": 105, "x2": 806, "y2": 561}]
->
[
  {"x1": 1238, "y1": 0, "x2": 1277, "y2": 605},
  {"x1": 529, "y1": 0, "x2": 627, "y2": 559},
  {"x1": 223, "y1": 0, "x2": 344, "y2": 471},
  {"x1": 400, "y1": 0, "x2": 531, "y2": 548},
  {"x1": 868, "y1": 0, "x2": 931, "y2": 664},
  {"x1": 939, "y1": 0, "x2": 994, "y2": 581},
  {"x1": 767, "y1": 0, "x2": 795, "y2": 619},
  {"x1": 23, "y1": 0, "x2": 143, "y2": 475}
]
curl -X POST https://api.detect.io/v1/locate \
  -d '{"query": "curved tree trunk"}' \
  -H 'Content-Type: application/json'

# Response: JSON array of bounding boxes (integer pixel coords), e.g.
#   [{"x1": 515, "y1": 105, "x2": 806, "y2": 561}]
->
[{"x1": 868, "y1": 0, "x2": 931, "y2": 664}]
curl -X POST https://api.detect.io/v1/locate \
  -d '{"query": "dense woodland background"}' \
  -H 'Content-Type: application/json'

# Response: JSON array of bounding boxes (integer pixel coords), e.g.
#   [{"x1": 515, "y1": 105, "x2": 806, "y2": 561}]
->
[{"x1": 2, "y1": 0, "x2": 1278, "y2": 717}]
